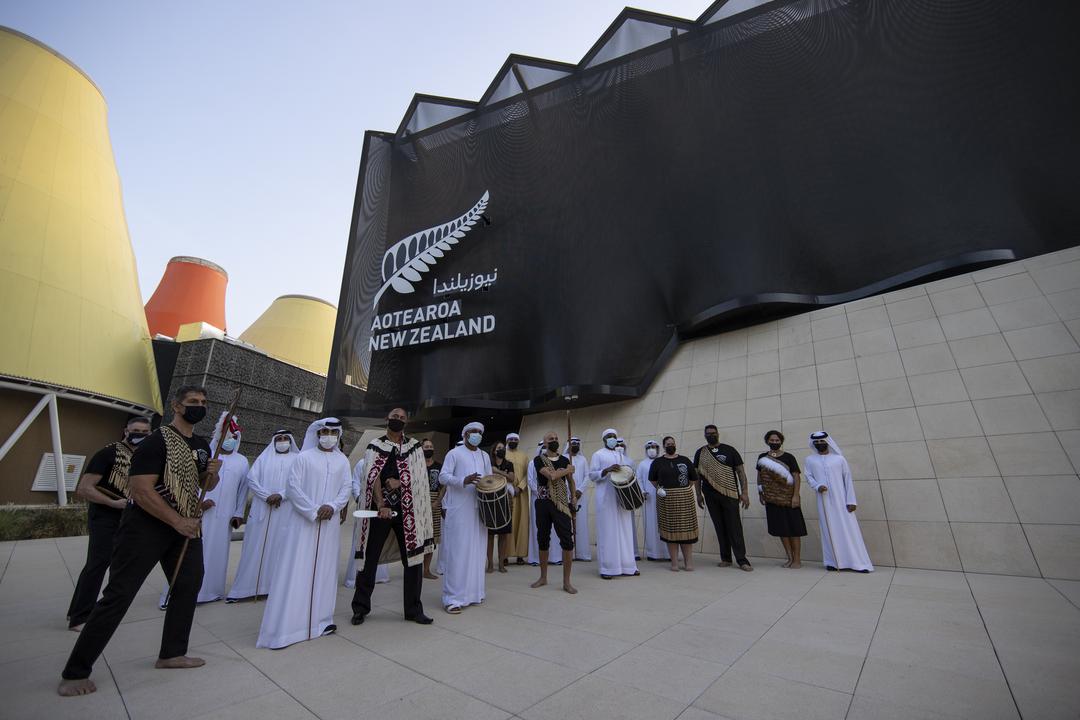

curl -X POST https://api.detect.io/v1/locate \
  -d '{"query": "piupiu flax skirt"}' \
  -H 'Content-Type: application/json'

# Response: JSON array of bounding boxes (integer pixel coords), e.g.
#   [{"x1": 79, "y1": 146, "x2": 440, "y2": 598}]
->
[
  {"x1": 657, "y1": 485, "x2": 699, "y2": 544},
  {"x1": 431, "y1": 491, "x2": 442, "y2": 545}
]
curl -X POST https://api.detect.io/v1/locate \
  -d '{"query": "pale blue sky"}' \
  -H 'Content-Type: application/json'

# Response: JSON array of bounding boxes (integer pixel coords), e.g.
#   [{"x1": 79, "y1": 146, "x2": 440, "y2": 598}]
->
[{"x1": 3, "y1": 0, "x2": 711, "y2": 333}]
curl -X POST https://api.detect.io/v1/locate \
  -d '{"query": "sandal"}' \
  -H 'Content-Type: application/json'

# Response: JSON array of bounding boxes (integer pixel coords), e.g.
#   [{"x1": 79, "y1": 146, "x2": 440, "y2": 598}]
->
[{"x1": 445, "y1": 605, "x2": 462, "y2": 615}]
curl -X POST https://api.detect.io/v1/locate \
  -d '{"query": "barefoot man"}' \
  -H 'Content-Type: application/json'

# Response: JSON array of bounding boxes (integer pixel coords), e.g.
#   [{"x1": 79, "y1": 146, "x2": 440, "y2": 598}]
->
[
  {"x1": 58, "y1": 385, "x2": 221, "y2": 696},
  {"x1": 529, "y1": 430, "x2": 578, "y2": 594}
]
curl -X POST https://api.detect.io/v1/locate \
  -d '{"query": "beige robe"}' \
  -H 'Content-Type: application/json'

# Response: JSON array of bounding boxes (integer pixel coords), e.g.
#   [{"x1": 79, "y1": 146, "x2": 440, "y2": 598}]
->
[{"x1": 505, "y1": 448, "x2": 531, "y2": 558}]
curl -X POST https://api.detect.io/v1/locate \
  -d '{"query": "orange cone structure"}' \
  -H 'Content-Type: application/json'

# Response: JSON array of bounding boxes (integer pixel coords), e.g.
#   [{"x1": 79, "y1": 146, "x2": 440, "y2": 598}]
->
[{"x1": 144, "y1": 256, "x2": 228, "y2": 338}]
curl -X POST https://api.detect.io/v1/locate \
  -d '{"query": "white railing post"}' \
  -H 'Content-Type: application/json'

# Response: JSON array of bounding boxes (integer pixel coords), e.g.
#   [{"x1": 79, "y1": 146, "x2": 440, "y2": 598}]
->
[
  {"x1": 47, "y1": 394, "x2": 67, "y2": 506},
  {"x1": 0, "y1": 394, "x2": 51, "y2": 464}
]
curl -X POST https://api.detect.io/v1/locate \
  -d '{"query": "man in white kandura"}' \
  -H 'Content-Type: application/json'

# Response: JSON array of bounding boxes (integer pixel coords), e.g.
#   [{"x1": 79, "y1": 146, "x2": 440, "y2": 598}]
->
[
  {"x1": 637, "y1": 440, "x2": 669, "y2": 562},
  {"x1": 803, "y1": 431, "x2": 873, "y2": 573},
  {"x1": 256, "y1": 418, "x2": 352, "y2": 648},
  {"x1": 566, "y1": 437, "x2": 592, "y2": 561},
  {"x1": 344, "y1": 457, "x2": 389, "y2": 590},
  {"x1": 590, "y1": 428, "x2": 639, "y2": 579},
  {"x1": 159, "y1": 413, "x2": 247, "y2": 608},
  {"x1": 226, "y1": 429, "x2": 297, "y2": 602},
  {"x1": 439, "y1": 421, "x2": 490, "y2": 614}
]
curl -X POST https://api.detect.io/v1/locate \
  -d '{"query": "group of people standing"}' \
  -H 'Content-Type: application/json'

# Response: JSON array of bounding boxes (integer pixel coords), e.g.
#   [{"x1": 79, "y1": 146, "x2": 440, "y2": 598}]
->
[{"x1": 57, "y1": 388, "x2": 873, "y2": 698}]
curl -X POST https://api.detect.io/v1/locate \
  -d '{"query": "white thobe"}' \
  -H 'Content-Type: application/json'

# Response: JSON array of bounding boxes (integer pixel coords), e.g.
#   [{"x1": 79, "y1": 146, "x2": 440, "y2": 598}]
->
[
  {"x1": 570, "y1": 454, "x2": 591, "y2": 560},
  {"x1": 439, "y1": 445, "x2": 490, "y2": 608},
  {"x1": 527, "y1": 458, "x2": 561, "y2": 564},
  {"x1": 804, "y1": 452, "x2": 874, "y2": 572},
  {"x1": 228, "y1": 450, "x2": 294, "y2": 599},
  {"x1": 590, "y1": 448, "x2": 638, "y2": 577},
  {"x1": 161, "y1": 451, "x2": 248, "y2": 605},
  {"x1": 637, "y1": 458, "x2": 669, "y2": 561},
  {"x1": 256, "y1": 449, "x2": 352, "y2": 649},
  {"x1": 344, "y1": 460, "x2": 389, "y2": 587}
]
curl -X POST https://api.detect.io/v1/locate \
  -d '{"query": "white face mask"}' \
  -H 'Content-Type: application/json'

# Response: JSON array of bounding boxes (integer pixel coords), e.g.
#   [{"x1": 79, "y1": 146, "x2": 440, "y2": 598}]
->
[
  {"x1": 605, "y1": 437, "x2": 618, "y2": 450},
  {"x1": 275, "y1": 440, "x2": 291, "y2": 453},
  {"x1": 466, "y1": 432, "x2": 482, "y2": 447},
  {"x1": 221, "y1": 437, "x2": 239, "y2": 452},
  {"x1": 646, "y1": 447, "x2": 658, "y2": 459},
  {"x1": 318, "y1": 434, "x2": 338, "y2": 450}
]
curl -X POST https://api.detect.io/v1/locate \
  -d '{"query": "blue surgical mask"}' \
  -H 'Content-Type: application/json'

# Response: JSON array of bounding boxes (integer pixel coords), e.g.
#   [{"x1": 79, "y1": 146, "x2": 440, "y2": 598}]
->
[
  {"x1": 221, "y1": 438, "x2": 238, "y2": 452},
  {"x1": 467, "y1": 432, "x2": 482, "y2": 447},
  {"x1": 605, "y1": 437, "x2": 617, "y2": 450}
]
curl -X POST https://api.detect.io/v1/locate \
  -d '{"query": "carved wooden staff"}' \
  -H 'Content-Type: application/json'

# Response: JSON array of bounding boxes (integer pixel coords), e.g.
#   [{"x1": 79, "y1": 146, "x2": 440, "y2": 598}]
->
[
  {"x1": 308, "y1": 520, "x2": 322, "y2": 641},
  {"x1": 566, "y1": 409, "x2": 577, "y2": 551},
  {"x1": 165, "y1": 387, "x2": 242, "y2": 606},
  {"x1": 251, "y1": 504, "x2": 273, "y2": 602}
]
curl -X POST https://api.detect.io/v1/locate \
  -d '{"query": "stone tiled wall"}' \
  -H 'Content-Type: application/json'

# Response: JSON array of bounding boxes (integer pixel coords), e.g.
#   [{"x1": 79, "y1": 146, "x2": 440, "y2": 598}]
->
[{"x1": 520, "y1": 246, "x2": 1080, "y2": 579}]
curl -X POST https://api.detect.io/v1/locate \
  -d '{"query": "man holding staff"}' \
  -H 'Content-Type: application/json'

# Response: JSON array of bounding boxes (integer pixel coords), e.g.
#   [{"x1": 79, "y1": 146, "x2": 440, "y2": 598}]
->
[
  {"x1": 529, "y1": 430, "x2": 577, "y2": 593},
  {"x1": 804, "y1": 431, "x2": 873, "y2": 573},
  {"x1": 58, "y1": 386, "x2": 221, "y2": 697}
]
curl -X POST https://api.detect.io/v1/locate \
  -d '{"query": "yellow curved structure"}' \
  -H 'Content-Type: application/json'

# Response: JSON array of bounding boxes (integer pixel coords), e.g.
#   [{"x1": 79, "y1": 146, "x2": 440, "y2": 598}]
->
[
  {"x1": 0, "y1": 27, "x2": 161, "y2": 412},
  {"x1": 239, "y1": 295, "x2": 337, "y2": 375}
]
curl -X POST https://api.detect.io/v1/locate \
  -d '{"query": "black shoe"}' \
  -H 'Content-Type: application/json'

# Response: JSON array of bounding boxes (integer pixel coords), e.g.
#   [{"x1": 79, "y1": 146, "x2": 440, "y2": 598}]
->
[
  {"x1": 826, "y1": 565, "x2": 838, "y2": 571},
  {"x1": 323, "y1": 624, "x2": 337, "y2": 635},
  {"x1": 601, "y1": 574, "x2": 613, "y2": 580},
  {"x1": 350, "y1": 613, "x2": 366, "y2": 625},
  {"x1": 406, "y1": 613, "x2": 434, "y2": 625}
]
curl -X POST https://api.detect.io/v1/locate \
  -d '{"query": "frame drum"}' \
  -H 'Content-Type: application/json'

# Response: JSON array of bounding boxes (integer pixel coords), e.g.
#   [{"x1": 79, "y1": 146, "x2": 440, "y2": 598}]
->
[
  {"x1": 609, "y1": 465, "x2": 645, "y2": 511},
  {"x1": 476, "y1": 474, "x2": 512, "y2": 532}
]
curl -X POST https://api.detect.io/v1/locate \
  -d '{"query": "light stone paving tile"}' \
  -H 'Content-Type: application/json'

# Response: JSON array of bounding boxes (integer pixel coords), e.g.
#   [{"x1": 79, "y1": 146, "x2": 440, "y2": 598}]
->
[
  {"x1": 642, "y1": 622, "x2": 760, "y2": 666},
  {"x1": 873, "y1": 441, "x2": 934, "y2": 479},
  {"x1": 899, "y1": 343, "x2": 957, "y2": 376},
  {"x1": 1019, "y1": 353, "x2": 1080, "y2": 392},
  {"x1": 779, "y1": 341, "x2": 814, "y2": 370},
  {"x1": 810, "y1": 314, "x2": 849, "y2": 341},
  {"x1": 1023, "y1": 247, "x2": 1080, "y2": 270},
  {"x1": 1037, "y1": 389, "x2": 1080, "y2": 430},
  {"x1": 973, "y1": 395, "x2": 1051, "y2": 435},
  {"x1": 930, "y1": 284, "x2": 986, "y2": 316},
  {"x1": 102, "y1": 614, "x2": 219, "y2": 665},
  {"x1": 947, "y1": 333, "x2": 1015, "y2": 368},
  {"x1": 344, "y1": 620, "x2": 506, "y2": 682},
  {"x1": 881, "y1": 479, "x2": 947, "y2": 521},
  {"x1": 926, "y1": 437, "x2": 1001, "y2": 478},
  {"x1": 842, "y1": 444, "x2": 879, "y2": 480},
  {"x1": 815, "y1": 358, "x2": 858, "y2": 388},
  {"x1": 1003, "y1": 475, "x2": 1080, "y2": 524},
  {"x1": 972, "y1": 261, "x2": 1028, "y2": 282},
  {"x1": 888, "y1": 521, "x2": 961, "y2": 570},
  {"x1": 989, "y1": 295, "x2": 1060, "y2": 332},
  {"x1": 1028, "y1": 259, "x2": 1080, "y2": 295},
  {"x1": 1058, "y1": 429, "x2": 1080, "y2": 473},
  {"x1": 892, "y1": 318, "x2": 945, "y2": 350},
  {"x1": 820, "y1": 412, "x2": 871, "y2": 446},
  {"x1": 916, "y1": 401, "x2": 983, "y2": 439},
  {"x1": 819, "y1": 384, "x2": 865, "y2": 415},
  {"x1": 1048, "y1": 579, "x2": 1080, "y2": 608},
  {"x1": 867, "y1": 407, "x2": 923, "y2": 443},
  {"x1": 990, "y1": 432, "x2": 1075, "y2": 476},
  {"x1": 358, "y1": 683, "x2": 511, "y2": 720},
  {"x1": 925, "y1": 273, "x2": 975, "y2": 293},
  {"x1": 886, "y1": 295, "x2": 935, "y2": 325},
  {"x1": 860, "y1": 377, "x2": 913, "y2": 411},
  {"x1": 856, "y1": 351, "x2": 905, "y2": 382},
  {"x1": 779, "y1": 324, "x2": 812, "y2": 349},
  {"x1": 731, "y1": 636, "x2": 866, "y2": 694},
  {"x1": 748, "y1": 350, "x2": 780, "y2": 375},
  {"x1": 951, "y1": 523, "x2": 1040, "y2": 576},
  {"x1": 0, "y1": 649, "x2": 128, "y2": 720},
  {"x1": 595, "y1": 645, "x2": 729, "y2": 703},
  {"x1": 746, "y1": 396, "x2": 780, "y2": 424},
  {"x1": 1021, "y1": 524, "x2": 1080, "y2": 580},
  {"x1": 686, "y1": 382, "x2": 717, "y2": 408},
  {"x1": 779, "y1": 365, "x2": 817, "y2": 394},
  {"x1": 812, "y1": 335, "x2": 854, "y2": 364},
  {"x1": 441, "y1": 649, "x2": 583, "y2": 714},
  {"x1": 1047, "y1": 287, "x2": 1080, "y2": 320},
  {"x1": 521, "y1": 674, "x2": 686, "y2": 720},
  {"x1": 1003, "y1": 322, "x2": 1080, "y2": 360},
  {"x1": 780, "y1": 390, "x2": 820, "y2": 420},
  {"x1": 845, "y1": 294, "x2": 886, "y2": 311},
  {"x1": 939, "y1": 307, "x2": 1001, "y2": 340},
  {"x1": 748, "y1": 329, "x2": 779, "y2": 354},
  {"x1": 846, "y1": 694, "x2": 971, "y2": 720},
  {"x1": 908, "y1": 370, "x2": 970, "y2": 406},
  {"x1": 694, "y1": 668, "x2": 852, "y2": 720},
  {"x1": 852, "y1": 327, "x2": 898, "y2": 357},
  {"x1": 690, "y1": 362, "x2": 719, "y2": 386},
  {"x1": 976, "y1": 272, "x2": 1043, "y2": 306},
  {"x1": 847, "y1": 305, "x2": 891, "y2": 334},
  {"x1": 189, "y1": 690, "x2": 319, "y2": 720},
  {"x1": 676, "y1": 707, "x2": 734, "y2": 720},
  {"x1": 746, "y1": 372, "x2": 779, "y2": 399},
  {"x1": 853, "y1": 656, "x2": 1018, "y2": 720},
  {"x1": 959, "y1": 361, "x2": 1032, "y2": 400},
  {"x1": 714, "y1": 377, "x2": 746, "y2": 403}
]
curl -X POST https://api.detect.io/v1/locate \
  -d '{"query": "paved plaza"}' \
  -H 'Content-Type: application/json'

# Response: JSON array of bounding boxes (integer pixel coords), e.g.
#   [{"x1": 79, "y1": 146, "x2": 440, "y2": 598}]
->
[{"x1": 2, "y1": 527, "x2": 1078, "y2": 720}]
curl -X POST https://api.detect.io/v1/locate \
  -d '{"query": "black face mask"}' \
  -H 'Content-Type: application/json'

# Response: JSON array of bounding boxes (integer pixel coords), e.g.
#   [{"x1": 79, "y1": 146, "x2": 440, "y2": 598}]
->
[
  {"x1": 508, "y1": 441, "x2": 518, "y2": 450},
  {"x1": 180, "y1": 405, "x2": 207, "y2": 424},
  {"x1": 423, "y1": 449, "x2": 434, "y2": 459},
  {"x1": 546, "y1": 441, "x2": 560, "y2": 453},
  {"x1": 664, "y1": 445, "x2": 676, "y2": 455},
  {"x1": 814, "y1": 443, "x2": 829, "y2": 453},
  {"x1": 767, "y1": 441, "x2": 782, "y2": 451},
  {"x1": 570, "y1": 445, "x2": 580, "y2": 454},
  {"x1": 705, "y1": 433, "x2": 719, "y2": 445},
  {"x1": 387, "y1": 418, "x2": 405, "y2": 432},
  {"x1": 495, "y1": 448, "x2": 506, "y2": 458}
]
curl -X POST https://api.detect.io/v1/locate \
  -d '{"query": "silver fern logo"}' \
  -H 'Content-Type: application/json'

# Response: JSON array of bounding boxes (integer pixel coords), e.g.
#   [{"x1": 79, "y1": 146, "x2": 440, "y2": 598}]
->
[{"x1": 373, "y1": 191, "x2": 490, "y2": 309}]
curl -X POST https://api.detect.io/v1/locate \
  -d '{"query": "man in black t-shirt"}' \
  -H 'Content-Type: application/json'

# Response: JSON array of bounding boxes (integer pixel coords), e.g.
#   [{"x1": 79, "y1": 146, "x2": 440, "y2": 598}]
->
[
  {"x1": 66, "y1": 416, "x2": 151, "y2": 630},
  {"x1": 59, "y1": 386, "x2": 221, "y2": 697},
  {"x1": 530, "y1": 431, "x2": 578, "y2": 594},
  {"x1": 692, "y1": 424, "x2": 753, "y2": 571}
]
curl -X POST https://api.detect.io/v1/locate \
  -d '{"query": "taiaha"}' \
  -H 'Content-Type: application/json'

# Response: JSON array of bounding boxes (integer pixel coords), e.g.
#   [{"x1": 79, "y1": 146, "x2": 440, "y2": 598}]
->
[
  {"x1": 819, "y1": 491, "x2": 839, "y2": 570},
  {"x1": 308, "y1": 520, "x2": 322, "y2": 641},
  {"x1": 566, "y1": 409, "x2": 577, "y2": 551},
  {"x1": 164, "y1": 387, "x2": 243, "y2": 606}
]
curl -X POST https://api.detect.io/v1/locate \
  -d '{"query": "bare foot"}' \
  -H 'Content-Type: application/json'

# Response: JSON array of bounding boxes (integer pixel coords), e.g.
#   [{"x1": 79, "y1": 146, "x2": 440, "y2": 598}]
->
[
  {"x1": 530, "y1": 578, "x2": 547, "y2": 589},
  {"x1": 154, "y1": 656, "x2": 205, "y2": 669},
  {"x1": 684, "y1": 565, "x2": 694, "y2": 572},
  {"x1": 563, "y1": 583, "x2": 578, "y2": 594},
  {"x1": 486, "y1": 565, "x2": 494, "y2": 574},
  {"x1": 498, "y1": 566, "x2": 507, "y2": 573},
  {"x1": 669, "y1": 565, "x2": 679, "y2": 572},
  {"x1": 58, "y1": 678, "x2": 96, "y2": 696},
  {"x1": 717, "y1": 561, "x2": 733, "y2": 567},
  {"x1": 782, "y1": 559, "x2": 792, "y2": 568},
  {"x1": 789, "y1": 561, "x2": 802, "y2": 569},
  {"x1": 68, "y1": 624, "x2": 84, "y2": 632},
  {"x1": 423, "y1": 572, "x2": 439, "y2": 580}
]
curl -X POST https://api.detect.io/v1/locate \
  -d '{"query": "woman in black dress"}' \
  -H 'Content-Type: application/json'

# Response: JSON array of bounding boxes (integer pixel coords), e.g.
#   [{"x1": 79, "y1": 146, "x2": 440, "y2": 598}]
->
[
  {"x1": 487, "y1": 441, "x2": 515, "y2": 573},
  {"x1": 756, "y1": 430, "x2": 807, "y2": 568}
]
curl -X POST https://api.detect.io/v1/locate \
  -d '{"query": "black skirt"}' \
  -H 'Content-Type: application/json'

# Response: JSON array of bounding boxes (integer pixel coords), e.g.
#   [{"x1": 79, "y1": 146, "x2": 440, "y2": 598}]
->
[{"x1": 765, "y1": 503, "x2": 807, "y2": 537}]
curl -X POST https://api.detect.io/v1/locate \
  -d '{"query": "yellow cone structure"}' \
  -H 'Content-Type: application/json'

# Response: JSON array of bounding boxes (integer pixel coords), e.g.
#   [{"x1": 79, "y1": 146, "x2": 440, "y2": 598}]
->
[
  {"x1": 0, "y1": 26, "x2": 161, "y2": 412},
  {"x1": 239, "y1": 295, "x2": 337, "y2": 375}
]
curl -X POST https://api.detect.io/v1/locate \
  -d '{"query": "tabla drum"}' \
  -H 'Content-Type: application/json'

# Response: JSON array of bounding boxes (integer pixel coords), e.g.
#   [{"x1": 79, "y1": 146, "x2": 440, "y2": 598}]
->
[
  {"x1": 609, "y1": 465, "x2": 645, "y2": 511},
  {"x1": 476, "y1": 474, "x2": 512, "y2": 532}
]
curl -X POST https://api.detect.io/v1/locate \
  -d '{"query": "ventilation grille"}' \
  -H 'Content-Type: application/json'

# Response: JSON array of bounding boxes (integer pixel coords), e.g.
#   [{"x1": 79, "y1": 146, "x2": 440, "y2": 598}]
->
[{"x1": 31, "y1": 454, "x2": 85, "y2": 492}]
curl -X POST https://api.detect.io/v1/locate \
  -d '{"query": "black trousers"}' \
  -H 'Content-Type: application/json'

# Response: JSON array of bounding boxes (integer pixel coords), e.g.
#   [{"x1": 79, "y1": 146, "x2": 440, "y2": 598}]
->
[
  {"x1": 351, "y1": 514, "x2": 423, "y2": 619},
  {"x1": 702, "y1": 486, "x2": 748, "y2": 564},
  {"x1": 62, "y1": 504, "x2": 204, "y2": 680},
  {"x1": 535, "y1": 499, "x2": 574, "y2": 551},
  {"x1": 66, "y1": 503, "x2": 124, "y2": 627}
]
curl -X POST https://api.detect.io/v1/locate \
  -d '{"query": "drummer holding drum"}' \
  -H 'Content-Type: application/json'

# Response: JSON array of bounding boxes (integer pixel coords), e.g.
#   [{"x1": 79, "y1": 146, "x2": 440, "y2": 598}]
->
[{"x1": 589, "y1": 428, "x2": 641, "y2": 580}]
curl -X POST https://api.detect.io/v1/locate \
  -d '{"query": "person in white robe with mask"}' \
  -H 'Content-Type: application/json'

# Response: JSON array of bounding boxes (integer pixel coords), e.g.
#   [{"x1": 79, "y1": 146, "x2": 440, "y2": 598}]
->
[
  {"x1": 803, "y1": 431, "x2": 873, "y2": 573},
  {"x1": 439, "y1": 421, "x2": 490, "y2": 613},
  {"x1": 590, "y1": 429, "x2": 639, "y2": 579},
  {"x1": 226, "y1": 430, "x2": 297, "y2": 601},
  {"x1": 159, "y1": 413, "x2": 247, "y2": 608},
  {"x1": 256, "y1": 418, "x2": 352, "y2": 648},
  {"x1": 637, "y1": 440, "x2": 669, "y2": 561},
  {"x1": 566, "y1": 437, "x2": 592, "y2": 561},
  {"x1": 344, "y1": 458, "x2": 389, "y2": 589}
]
